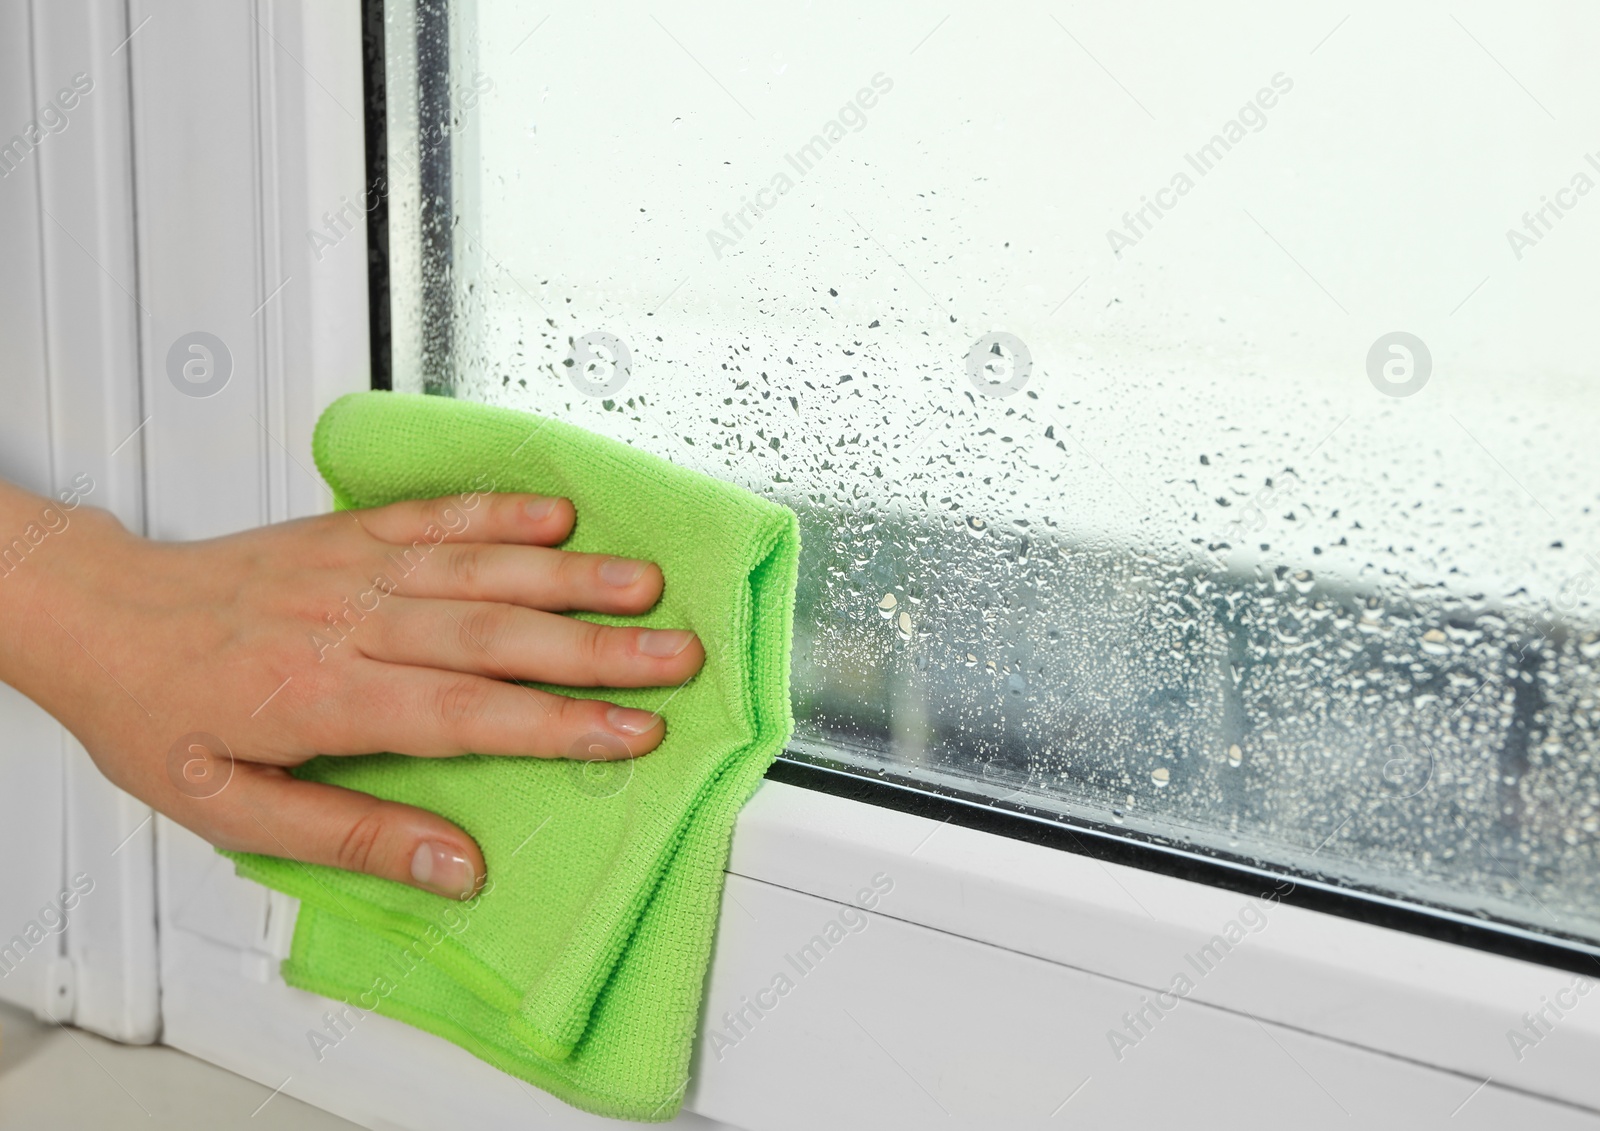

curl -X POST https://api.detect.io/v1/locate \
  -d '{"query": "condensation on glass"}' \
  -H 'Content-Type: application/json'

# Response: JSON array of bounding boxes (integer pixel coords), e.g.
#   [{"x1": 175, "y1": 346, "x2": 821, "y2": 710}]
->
[{"x1": 386, "y1": 1, "x2": 1600, "y2": 949}]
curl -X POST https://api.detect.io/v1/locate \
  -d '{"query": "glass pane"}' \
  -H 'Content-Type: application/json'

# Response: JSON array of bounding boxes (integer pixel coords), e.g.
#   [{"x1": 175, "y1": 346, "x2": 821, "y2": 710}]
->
[{"x1": 385, "y1": 0, "x2": 1600, "y2": 950}]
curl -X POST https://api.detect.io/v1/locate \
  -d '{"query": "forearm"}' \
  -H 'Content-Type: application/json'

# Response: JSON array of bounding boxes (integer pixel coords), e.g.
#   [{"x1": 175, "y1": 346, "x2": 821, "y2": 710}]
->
[{"x1": 0, "y1": 474, "x2": 114, "y2": 722}]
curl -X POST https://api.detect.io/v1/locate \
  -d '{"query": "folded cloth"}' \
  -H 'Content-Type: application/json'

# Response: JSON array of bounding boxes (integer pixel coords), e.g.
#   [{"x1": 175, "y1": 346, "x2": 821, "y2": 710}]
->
[{"x1": 228, "y1": 391, "x2": 799, "y2": 1121}]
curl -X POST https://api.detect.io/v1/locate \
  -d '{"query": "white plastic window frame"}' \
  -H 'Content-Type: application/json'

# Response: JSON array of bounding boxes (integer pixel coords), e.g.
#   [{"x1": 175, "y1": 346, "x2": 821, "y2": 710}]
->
[
  {"x1": 0, "y1": 0, "x2": 157, "y2": 1043},
  {"x1": 100, "y1": 1, "x2": 1600, "y2": 1128}
]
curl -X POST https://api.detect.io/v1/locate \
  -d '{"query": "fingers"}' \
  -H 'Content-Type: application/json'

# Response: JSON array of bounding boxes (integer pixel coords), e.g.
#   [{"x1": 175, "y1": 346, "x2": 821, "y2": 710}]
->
[
  {"x1": 352, "y1": 492, "x2": 575, "y2": 548},
  {"x1": 359, "y1": 599, "x2": 705, "y2": 688},
  {"x1": 343, "y1": 491, "x2": 667, "y2": 615},
  {"x1": 317, "y1": 661, "x2": 667, "y2": 759},
  {"x1": 384, "y1": 543, "x2": 665, "y2": 614},
  {"x1": 209, "y1": 765, "x2": 486, "y2": 899}
]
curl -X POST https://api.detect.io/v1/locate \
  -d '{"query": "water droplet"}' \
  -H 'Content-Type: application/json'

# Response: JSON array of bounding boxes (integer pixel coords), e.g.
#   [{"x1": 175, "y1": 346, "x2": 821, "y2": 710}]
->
[
  {"x1": 897, "y1": 610, "x2": 913, "y2": 638},
  {"x1": 1151, "y1": 767, "x2": 1170, "y2": 787},
  {"x1": 1006, "y1": 672, "x2": 1027, "y2": 697},
  {"x1": 878, "y1": 592, "x2": 898, "y2": 618},
  {"x1": 1227, "y1": 744, "x2": 1243, "y2": 768},
  {"x1": 965, "y1": 516, "x2": 988, "y2": 539}
]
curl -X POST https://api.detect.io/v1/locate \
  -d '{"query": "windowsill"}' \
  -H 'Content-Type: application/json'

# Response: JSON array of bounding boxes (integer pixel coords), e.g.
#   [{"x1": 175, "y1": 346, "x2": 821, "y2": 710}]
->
[{"x1": 726, "y1": 778, "x2": 1600, "y2": 1114}]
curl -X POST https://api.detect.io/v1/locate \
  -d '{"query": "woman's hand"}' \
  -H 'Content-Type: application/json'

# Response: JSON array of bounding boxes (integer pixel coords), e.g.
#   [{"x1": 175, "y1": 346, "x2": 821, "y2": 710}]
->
[{"x1": 0, "y1": 482, "x2": 703, "y2": 899}]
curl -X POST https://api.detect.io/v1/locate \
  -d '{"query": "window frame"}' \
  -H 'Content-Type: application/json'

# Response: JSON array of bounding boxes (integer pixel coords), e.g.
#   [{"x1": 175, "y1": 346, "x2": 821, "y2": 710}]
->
[{"x1": 0, "y1": 0, "x2": 158, "y2": 1042}]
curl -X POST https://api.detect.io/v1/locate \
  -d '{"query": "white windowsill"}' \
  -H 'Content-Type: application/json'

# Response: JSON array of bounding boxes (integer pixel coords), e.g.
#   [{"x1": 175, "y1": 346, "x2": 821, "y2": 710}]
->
[{"x1": 714, "y1": 778, "x2": 1600, "y2": 1116}]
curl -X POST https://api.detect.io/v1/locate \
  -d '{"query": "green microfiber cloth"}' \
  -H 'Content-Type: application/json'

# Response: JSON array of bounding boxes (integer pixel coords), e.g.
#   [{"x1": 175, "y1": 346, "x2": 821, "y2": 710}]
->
[{"x1": 228, "y1": 391, "x2": 799, "y2": 1121}]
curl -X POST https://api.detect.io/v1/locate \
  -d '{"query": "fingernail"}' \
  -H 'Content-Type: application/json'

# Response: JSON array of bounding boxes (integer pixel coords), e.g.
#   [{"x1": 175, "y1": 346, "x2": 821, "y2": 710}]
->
[
  {"x1": 599, "y1": 557, "x2": 647, "y2": 587},
  {"x1": 606, "y1": 706, "x2": 662, "y2": 736},
  {"x1": 411, "y1": 842, "x2": 477, "y2": 899},
  {"x1": 637, "y1": 629, "x2": 694, "y2": 658},
  {"x1": 524, "y1": 497, "x2": 559, "y2": 521}
]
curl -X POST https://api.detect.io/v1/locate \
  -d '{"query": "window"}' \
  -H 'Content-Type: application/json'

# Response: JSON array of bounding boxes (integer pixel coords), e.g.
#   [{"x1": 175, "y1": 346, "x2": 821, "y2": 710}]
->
[{"x1": 377, "y1": 1, "x2": 1600, "y2": 954}]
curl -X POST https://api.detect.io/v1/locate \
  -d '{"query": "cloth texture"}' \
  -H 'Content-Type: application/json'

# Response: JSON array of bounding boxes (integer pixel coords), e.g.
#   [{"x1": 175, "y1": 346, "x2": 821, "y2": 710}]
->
[{"x1": 228, "y1": 391, "x2": 800, "y2": 1121}]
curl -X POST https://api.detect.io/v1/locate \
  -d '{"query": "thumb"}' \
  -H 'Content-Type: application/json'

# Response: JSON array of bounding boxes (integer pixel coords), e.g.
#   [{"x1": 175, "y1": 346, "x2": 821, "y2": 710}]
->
[{"x1": 208, "y1": 765, "x2": 485, "y2": 900}]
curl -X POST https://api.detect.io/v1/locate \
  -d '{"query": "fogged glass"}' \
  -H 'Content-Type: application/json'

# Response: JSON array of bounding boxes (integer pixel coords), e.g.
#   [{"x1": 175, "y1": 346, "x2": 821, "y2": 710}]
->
[{"x1": 385, "y1": 0, "x2": 1600, "y2": 948}]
